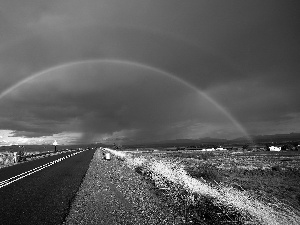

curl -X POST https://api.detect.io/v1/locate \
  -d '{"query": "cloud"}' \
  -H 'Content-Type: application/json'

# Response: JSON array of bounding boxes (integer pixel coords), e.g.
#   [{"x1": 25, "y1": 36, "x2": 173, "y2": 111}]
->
[
  {"x1": 206, "y1": 75, "x2": 300, "y2": 136},
  {"x1": 0, "y1": 1, "x2": 299, "y2": 143},
  {"x1": 0, "y1": 61, "x2": 243, "y2": 143},
  {"x1": 17, "y1": 137, "x2": 29, "y2": 144}
]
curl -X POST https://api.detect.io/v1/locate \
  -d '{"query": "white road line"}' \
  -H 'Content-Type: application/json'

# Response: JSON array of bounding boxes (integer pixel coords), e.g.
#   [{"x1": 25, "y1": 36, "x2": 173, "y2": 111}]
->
[
  {"x1": 0, "y1": 150, "x2": 87, "y2": 189},
  {"x1": 0, "y1": 161, "x2": 54, "y2": 186}
]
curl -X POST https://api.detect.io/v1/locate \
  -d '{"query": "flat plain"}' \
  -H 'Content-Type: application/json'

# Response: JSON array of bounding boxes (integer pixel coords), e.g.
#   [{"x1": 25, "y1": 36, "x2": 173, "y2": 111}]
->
[{"x1": 111, "y1": 148, "x2": 300, "y2": 224}]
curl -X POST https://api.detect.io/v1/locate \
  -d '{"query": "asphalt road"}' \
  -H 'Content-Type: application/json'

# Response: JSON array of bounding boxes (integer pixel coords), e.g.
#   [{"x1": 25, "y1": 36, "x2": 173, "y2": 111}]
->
[{"x1": 0, "y1": 149, "x2": 95, "y2": 225}]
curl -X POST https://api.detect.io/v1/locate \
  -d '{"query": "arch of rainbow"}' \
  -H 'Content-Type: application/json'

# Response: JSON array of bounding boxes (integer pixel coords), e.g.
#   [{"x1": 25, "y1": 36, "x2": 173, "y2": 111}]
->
[{"x1": 0, "y1": 58, "x2": 251, "y2": 141}]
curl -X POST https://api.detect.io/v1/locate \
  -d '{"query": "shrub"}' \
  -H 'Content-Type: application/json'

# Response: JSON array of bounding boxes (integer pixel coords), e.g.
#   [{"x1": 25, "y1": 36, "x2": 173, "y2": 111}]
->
[
  {"x1": 271, "y1": 165, "x2": 281, "y2": 172},
  {"x1": 197, "y1": 152, "x2": 214, "y2": 160},
  {"x1": 187, "y1": 164, "x2": 223, "y2": 184},
  {"x1": 134, "y1": 165, "x2": 152, "y2": 180}
]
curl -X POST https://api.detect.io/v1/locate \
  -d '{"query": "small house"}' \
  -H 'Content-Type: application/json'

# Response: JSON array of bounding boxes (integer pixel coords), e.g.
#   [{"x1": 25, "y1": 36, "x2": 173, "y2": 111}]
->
[{"x1": 269, "y1": 146, "x2": 281, "y2": 151}]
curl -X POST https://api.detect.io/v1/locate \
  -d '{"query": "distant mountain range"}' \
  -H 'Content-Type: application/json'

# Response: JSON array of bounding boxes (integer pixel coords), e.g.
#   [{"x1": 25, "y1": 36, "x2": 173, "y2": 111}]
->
[
  {"x1": 248, "y1": 132, "x2": 300, "y2": 143},
  {"x1": 129, "y1": 133, "x2": 300, "y2": 147},
  {"x1": 1, "y1": 133, "x2": 299, "y2": 150}
]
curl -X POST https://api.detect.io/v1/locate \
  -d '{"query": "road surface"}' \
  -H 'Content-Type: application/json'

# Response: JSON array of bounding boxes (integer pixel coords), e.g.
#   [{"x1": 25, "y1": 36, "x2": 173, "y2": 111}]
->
[{"x1": 0, "y1": 149, "x2": 95, "y2": 225}]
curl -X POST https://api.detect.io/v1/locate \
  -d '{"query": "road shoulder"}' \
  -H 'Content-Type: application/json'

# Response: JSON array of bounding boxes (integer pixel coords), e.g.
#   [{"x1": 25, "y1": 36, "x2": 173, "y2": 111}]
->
[{"x1": 65, "y1": 149, "x2": 175, "y2": 225}]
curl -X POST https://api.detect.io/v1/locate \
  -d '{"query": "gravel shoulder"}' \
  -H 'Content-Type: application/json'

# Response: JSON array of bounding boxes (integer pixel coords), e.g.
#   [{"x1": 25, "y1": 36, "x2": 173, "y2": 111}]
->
[{"x1": 64, "y1": 149, "x2": 176, "y2": 225}]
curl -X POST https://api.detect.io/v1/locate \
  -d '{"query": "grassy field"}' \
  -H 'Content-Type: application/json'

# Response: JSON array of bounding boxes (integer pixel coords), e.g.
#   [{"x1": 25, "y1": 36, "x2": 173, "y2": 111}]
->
[
  {"x1": 106, "y1": 148, "x2": 300, "y2": 224},
  {"x1": 164, "y1": 151, "x2": 300, "y2": 211}
]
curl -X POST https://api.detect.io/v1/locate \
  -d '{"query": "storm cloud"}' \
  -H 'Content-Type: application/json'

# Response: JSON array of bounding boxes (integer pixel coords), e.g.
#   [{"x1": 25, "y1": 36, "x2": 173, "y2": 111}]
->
[
  {"x1": 0, "y1": 60, "x2": 239, "y2": 143},
  {"x1": 0, "y1": 0, "x2": 299, "y2": 144}
]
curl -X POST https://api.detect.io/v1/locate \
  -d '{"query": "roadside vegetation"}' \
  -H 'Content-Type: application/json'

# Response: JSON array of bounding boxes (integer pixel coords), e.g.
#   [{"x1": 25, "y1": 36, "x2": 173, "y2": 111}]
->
[
  {"x1": 106, "y1": 148, "x2": 300, "y2": 225},
  {"x1": 0, "y1": 149, "x2": 79, "y2": 169},
  {"x1": 0, "y1": 152, "x2": 15, "y2": 167}
]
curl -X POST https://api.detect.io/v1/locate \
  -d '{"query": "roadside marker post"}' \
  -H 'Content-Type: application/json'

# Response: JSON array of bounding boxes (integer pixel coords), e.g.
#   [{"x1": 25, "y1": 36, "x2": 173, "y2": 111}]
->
[
  {"x1": 104, "y1": 152, "x2": 111, "y2": 160},
  {"x1": 53, "y1": 140, "x2": 58, "y2": 152}
]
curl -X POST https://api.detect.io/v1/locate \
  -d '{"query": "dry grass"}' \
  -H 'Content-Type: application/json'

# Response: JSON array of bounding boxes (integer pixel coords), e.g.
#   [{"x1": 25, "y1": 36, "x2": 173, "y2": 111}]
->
[
  {"x1": 106, "y1": 148, "x2": 300, "y2": 225},
  {"x1": 0, "y1": 152, "x2": 15, "y2": 168}
]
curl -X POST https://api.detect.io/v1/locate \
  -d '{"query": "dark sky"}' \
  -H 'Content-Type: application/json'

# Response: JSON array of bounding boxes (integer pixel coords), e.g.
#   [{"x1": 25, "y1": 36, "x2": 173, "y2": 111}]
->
[{"x1": 0, "y1": 0, "x2": 299, "y2": 145}]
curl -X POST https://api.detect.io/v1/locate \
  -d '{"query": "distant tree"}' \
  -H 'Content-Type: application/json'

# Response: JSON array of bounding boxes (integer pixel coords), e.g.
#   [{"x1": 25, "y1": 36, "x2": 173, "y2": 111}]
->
[
  {"x1": 242, "y1": 144, "x2": 249, "y2": 150},
  {"x1": 291, "y1": 142, "x2": 299, "y2": 148},
  {"x1": 17, "y1": 149, "x2": 25, "y2": 161},
  {"x1": 265, "y1": 143, "x2": 271, "y2": 151},
  {"x1": 17, "y1": 149, "x2": 25, "y2": 157},
  {"x1": 289, "y1": 143, "x2": 296, "y2": 151}
]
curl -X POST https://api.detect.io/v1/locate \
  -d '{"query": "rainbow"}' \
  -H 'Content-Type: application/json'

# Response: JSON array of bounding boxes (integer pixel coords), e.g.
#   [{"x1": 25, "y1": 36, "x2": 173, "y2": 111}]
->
[{"x1": 0, "y1": 58, "x2": 251, "y2": 141}]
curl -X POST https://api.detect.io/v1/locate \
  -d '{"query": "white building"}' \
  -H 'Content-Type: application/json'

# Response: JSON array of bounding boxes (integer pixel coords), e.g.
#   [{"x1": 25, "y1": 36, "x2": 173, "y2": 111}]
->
[
  {"x1": 269, "y1": 146, "x2": 281, "y2": 151},
  {"x1": 201, "y1": 148, "x2": 215, "y2": 151}
]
